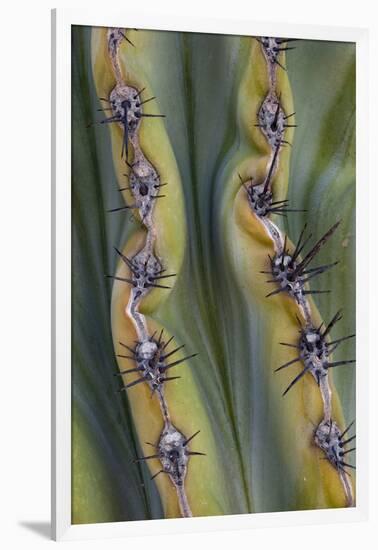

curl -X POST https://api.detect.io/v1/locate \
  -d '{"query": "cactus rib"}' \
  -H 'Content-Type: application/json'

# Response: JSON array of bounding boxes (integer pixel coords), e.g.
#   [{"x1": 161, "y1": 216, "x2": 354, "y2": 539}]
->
[
  {"x1": 93, "y1": 27, "x2": 206, "y2": 518},
  {"x1": 234, "y1": 36, "x2": 355, "y2": 505}
]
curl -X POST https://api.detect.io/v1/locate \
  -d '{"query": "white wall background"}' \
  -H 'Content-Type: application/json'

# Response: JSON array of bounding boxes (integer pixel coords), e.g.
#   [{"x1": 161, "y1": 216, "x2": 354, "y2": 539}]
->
[{"x1": 0, "y1": 0, "x2": 376, "y2": 548}]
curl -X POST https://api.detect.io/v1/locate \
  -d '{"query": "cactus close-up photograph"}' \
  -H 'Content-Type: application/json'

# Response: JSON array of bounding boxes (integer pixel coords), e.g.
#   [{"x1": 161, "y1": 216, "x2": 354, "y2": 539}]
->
[
  {"x1": 71, "y1": 23, "x2": 356, "y2": 525},
  {"x1": 1, "y1": 0, "x2": 376, "y2": 547}
]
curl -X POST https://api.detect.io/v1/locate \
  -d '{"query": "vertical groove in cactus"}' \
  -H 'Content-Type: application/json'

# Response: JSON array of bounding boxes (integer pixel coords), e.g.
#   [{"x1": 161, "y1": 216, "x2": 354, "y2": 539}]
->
[{"x1": 72, "y1": 25, "x2": 355, "y2": 522}]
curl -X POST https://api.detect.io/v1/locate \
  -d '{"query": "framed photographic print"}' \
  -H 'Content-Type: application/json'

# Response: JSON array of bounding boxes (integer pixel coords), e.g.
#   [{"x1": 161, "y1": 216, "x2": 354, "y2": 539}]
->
[{"x1": 52, "y1": 8, "x2": 369, "y2": 541}]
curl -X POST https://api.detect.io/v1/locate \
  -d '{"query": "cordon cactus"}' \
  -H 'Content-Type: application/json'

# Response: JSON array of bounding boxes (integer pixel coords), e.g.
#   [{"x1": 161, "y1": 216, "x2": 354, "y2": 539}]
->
[{"x1": 72, "y1": 25, "x2": 356, "y2": 522}]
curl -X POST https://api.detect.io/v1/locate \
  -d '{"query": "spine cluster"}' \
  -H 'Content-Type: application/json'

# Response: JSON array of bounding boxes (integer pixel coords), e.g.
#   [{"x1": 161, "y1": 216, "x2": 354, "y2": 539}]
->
[
  {"x1": 241, "y1": 37, "x2": 355, "y2": 506},
  {"x1": 99, "y1": 28, "x2": 203, "y2": 517}
]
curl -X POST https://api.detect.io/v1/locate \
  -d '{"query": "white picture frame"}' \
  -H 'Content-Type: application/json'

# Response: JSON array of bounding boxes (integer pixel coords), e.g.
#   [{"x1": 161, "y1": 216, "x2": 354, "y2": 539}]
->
[{"x1": 52, "y1": 8, "x2": 369, "y2": 541}]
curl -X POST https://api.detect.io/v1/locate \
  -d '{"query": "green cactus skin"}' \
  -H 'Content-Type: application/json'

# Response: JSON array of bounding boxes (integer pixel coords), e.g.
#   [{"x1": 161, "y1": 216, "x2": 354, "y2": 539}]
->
[{"x1": 72, "y1": 26, "x2": 355, "y2": 522}]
